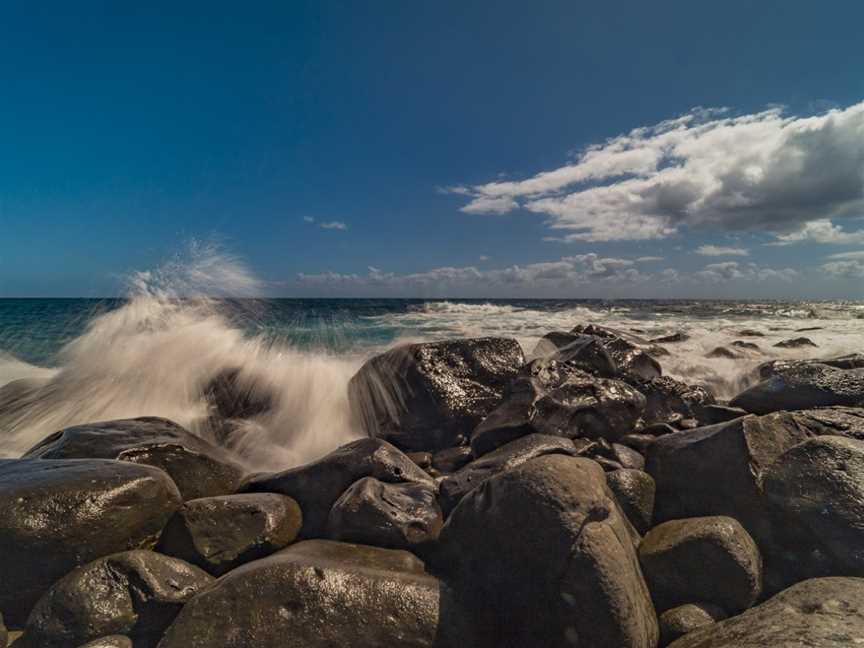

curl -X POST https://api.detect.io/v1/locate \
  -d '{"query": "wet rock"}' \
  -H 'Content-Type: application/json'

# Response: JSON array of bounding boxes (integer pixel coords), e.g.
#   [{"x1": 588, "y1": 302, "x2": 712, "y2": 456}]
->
[
  {"x1": 203, "y1": 367, "x2": 276, "y2": 420},
  {"x1": 651, "y1": 332, "x2": 690, "y2": 344},
  {"x1": 571, "y1": 324, "x2": 663, "y2": 380},
  {"x1": 639, "y1": 516, "x2": 762, "y2": 614},
  {"x1": 327, "y1": 478, "x2": 442, "y2": 550},
  {"x1": 776, "y1": 406, "x2": 864, "y2": 439},
  {"x1": 531, "y1": 332, "x2": 618, "y2": 377},
  {"x1": 0, "y1": 613, "x2": 6, "y2": 648},
  {"x1": 24, "y1": 550, "x2": 213, "y2": 648},
  {"x1": 692, "y1": 404, "x2": 747, "y2": 426},
  {"x1": 241, "y1": 438, "x2": 433, "y2": 537},
  {"x1": 730, "y1": 340, "x2": 759, "y2": 351},
  {"x1": 348, "y1": 337, "x2": 524, "y2": 451},
  {"x1": 157, "y1": 493, "x2": 302, "y2": 576},
  {"x1": 773, "y1": 336, "x2": 818, "y2": 348},
  {"x1": 737, "y1": 329, "x2": 764, "y2": 337},
  {"x1": 439, "y1": 433, "x2": 577, "y2": 515},
  {"x1": 606, "y1": 469, "x2": 656, "y2": 535},
  {"x1": 620, "y1": 433, "x2": 658, "y2": 453},
  {"x1": 757, "y1": 353, "x2": 864, "y2": 380},
  {"x1": 659, "y1": 604, "x2": 725, "y2": 647},
  {"x1": 469, "y1": 375, "x2": 543, "y2": 456},
  {"x1": 439, "y1": 455, "x2": 658, "y2": 648},
  {"x1": 406, "y1": 452, "x2": 433, "y2": 470},
  {"x1": 706, "y1": 347, "x2": 739, "y2": 359},
  {"x1": 666, "y1": 577, "x2": 864, "y2": 647},
  {"x1": 0, "y1": 459, "x2": 181, "y2": 626},
  {"x1": 582, "y1": 439, "x2": 645, "y2": 470},
  {"x1": 431, "y1": 446, "x2": 472, "y2": 473},
  {"x1": 158, "y1": 539, "x2": 467, "y2": 648},
  {"x1": 78, "y1": 637, "x2": 133, "y2": 648},
  {"x1": 636, "y1": 377, "x2": 715, "y2": 427},
  {"x1": 762, "y1": 436, "x2": 864, "y2": 576},
  {"x1": 730, "y1": 363, "x2": 864, "y2": 414},
  {"x1": 642, "y1": 422, "x2": 679, "y2": 436},
  {"x1": 23, "y1": 417, "x2": 245, "y2": 500}
]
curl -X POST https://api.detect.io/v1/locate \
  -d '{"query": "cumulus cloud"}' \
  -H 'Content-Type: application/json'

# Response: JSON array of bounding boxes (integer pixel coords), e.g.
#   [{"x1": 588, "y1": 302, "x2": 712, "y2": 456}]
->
[
  {"x1": 451, "y1": 102, "x2": 864, "y2": 242},
  {"x1": 822, "y1": 260, "x2": 864, "y2": 278},
  {"x1": 696, "y1": 261, "x2": 798, "y2": 283},
  {"x1": 635, "y1": 256, "x2": 664, "y2": 262},
  {"x1": 696, "y1": 245, "x2": 750, "y2": 256},
  {"x1": 768, "y1": 219, "x2": 864, "y2": 245},
  {"x1": 319, "y1": 221, "x2": 348, "y2": 230}
]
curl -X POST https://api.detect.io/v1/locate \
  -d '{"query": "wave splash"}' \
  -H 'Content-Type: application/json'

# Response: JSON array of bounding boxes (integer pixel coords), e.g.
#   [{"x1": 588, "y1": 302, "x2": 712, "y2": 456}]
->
[{"x1": 0, "y1": 244, "x2": 362, "y2": 469}]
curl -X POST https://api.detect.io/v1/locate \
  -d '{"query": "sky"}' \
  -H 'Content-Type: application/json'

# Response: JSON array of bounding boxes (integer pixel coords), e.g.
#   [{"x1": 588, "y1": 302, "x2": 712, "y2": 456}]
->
[{"x1": 1, "y1": 1, "x2": 864, "y2": 299}]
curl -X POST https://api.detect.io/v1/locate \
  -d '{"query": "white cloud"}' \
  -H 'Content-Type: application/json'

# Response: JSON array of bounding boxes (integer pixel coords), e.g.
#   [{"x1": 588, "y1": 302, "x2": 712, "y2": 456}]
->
[
  {"x1": 319, "y1": 221, "x2": 348, "y2": 230},
  {"x1": 827, "y1": 250, "x2": 864, "y2": 260},
  {"x1": 768, "y1": 219, "x2": 864, "y2": 245},
  {"x1": 452, "y1": 102, "x2": 864, "y2": 242},
  {"x1": 822, "y1": 260, "x2": 864, "y2": 278},
  {"x1": 696, "y1": 245, "x2": 750, "y2": 256},
  {"x1": 635, "y1": 256, "x2": 664, "y2": 262},
  {"x1": 479, "y1": 255, "x2": 490, "y2": 261},
  {"x1": 303, "y1": 216, "x2": 315, "y2": 223},
  {"x1": 696, "y1": 261, "x2": 798, "y2": 283}
]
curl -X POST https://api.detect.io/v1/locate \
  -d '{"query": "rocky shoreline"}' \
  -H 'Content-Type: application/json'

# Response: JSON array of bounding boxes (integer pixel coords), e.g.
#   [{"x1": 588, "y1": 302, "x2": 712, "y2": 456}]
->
[{"x1": 2, "y1": 324, "x2": 864, "y2": 647}]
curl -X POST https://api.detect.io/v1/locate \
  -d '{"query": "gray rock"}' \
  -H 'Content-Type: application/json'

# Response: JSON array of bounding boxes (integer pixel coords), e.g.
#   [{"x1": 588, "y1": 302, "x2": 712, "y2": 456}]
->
[
  {"x1": 327, "y1": 478, "x2": 443, "y2": 550},
  {"x1": 439, "y1": 455, "x2": 658, "y2": 648},
  {"x1": 23, "y1": 417, "x2": 245, "y2": 500},
  {"x1": 0, "y1": 459, "x2": 181, "y2": 626},
  {"x1": 659, "y1": 604, "x2": 725, "y2": 647},
  {"x1": 24, "y1": 550, "x2": 213, "y2": 648},
  {"x1": 731, "y1": 363, "x2": 864, "y2": 414},
  {"x1": 157, "y1": 493, "x2": 302, "y2": 576},
  {"x1": 639, "y1": 516, "x2": 762, "y2": 614},
  {"x1": 348, "y1": 337, "x2": 524, "y2": 451},
  {"x1": 241, "y1": 437, "x2": 432, "y2": 537},
  {"x1": 606, "y1": 469, "x2": 656, "y2": 535},
  {"x1": 157, "y1": 539, "x2": 469, "y2": 648},
  {"x1": 667, "y1": 577, "x2": 864, "y2": 647}
]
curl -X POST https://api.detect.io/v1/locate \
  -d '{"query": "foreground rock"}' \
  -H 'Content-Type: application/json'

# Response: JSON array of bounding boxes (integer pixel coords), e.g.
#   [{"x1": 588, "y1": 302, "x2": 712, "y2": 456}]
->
[
  {"x1": 636, "y1": 377, "x2": 714, "y2": 427},
  {"x1": 571, "y1": 324, "x2": 663, "y2": 380},
  {"x1": 157, "y1": 493, "x2": 302, "y2": 576},
  {"x1": 659, "y1": 604, "x2": 725, "y2": 647},
  {"x1": 758, "y1": 353, "x2": 864, "y2": 379},
  {"x1": 439, "y1": 455, "x2": 658, "y2": 648},
  {"x1": 203, "y1": 367, "x2": 276, "y2": 420},
  {"x1": 158, "y1": 539, "x2": 467, "y2": 648},
  {"x1": 639, "y1": 517, "x2": 762, "y2": 614},
  {"x1": 241, "y1": 438, "x2": 433, "y2": 537},
  {"x1": 348, "y1": 337, "x2": 524, "y2": 451},
  {"x1": 23, "y1": 417, "x2": 245, "y2": 500},
  {"x1": 667, "y1": 577, "x2": 864, "y2": 647},
  {"x1": 78, "y1": 638, "x2": 133, "y2": 648},
  {"x1": 0, "y1": 459, "x2": 181, "y2": 626},
  {"x1": 606, "y1": 469, "x2": 656, "y2": 535},
  {"x1": 730, "y1": 363, "x2": 864, "y2": 414},
  {"x1": 24, "y1": 550, "x2": 213, "y2": 648},
  {"x1": 327, "y1": 478, "x2": 443, "y2": 550}
]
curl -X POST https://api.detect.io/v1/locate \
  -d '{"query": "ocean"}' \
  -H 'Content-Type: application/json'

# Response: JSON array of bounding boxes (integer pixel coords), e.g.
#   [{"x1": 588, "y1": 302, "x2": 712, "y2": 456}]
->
[{"x1": 2, "y1": 284, "x2": 863, "y2": 471}]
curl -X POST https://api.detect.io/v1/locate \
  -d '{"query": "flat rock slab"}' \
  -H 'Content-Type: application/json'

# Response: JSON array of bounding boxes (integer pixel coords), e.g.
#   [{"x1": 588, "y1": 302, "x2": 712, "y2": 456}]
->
[{"x1": 731, "y1": 363, "x2": 864, "y2": 414}]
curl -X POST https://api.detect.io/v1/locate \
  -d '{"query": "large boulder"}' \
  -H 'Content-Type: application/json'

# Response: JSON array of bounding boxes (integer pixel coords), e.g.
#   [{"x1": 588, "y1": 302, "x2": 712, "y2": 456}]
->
[
  {"x1": 438, "y1": 455, "x2": 658, "y2": 648},
  {"x1": 78, "y1": 638, "x2": 133, "y2": 648},
  {"x1": 761, "y1": 436, "x2": 864, "y2": 576},
  {"x1": 202, "y1": 367, "x2": 276, "y2": 420},
  {"x1": 659, "y1": 604, "x2": 725, "y2": 647},
  {"x1": 0, "y1": 459, "x2": 182, "y2": 626},
  {"x1": 636, "y1": 377, "x2": 715, "y2": 427},
  {"x1": 348, "y1": 337, "x2": 524, "y2": 451},
  {"x1": 327, "y1": 478, "x2": 443, "y2": 550},
  {"x1": 638, "y1": 517, "x2": 762, "y2": 614},
  {"x1": 23, "y1": 417, "x2": 246, "y2": 500},
  {"x1": 667, "y1": 577, "x2": 864, "y2": 647},
  {"x1": 531, "y1": 332, "x2": 618, "y2": 377},
  {"x1": 241, "y1": 438, "x2": 433, "y2": 537},
  {"x1": 157, "y1": 539, "x2": 470, "y2": 648},
  {"x1": 606, "y1": 469, "x2": 656, "y2": 535},
  {"x1": 571, "y1": 324, "x2": 663, "y2": 381},
  {"x1": 24, "y1": 550, "x2": 213, "y2": 648},
  {"x1": 771, "y1": 406, "x2": 864, "y2": 439},
  {"x1": 157, "y1": 493, "x2": 302, "y2": 576},
  {"x1": 730, "y1": 364, "x2": 864, "y2": 414},
  {"x1": 758, "y1": 354, "x2": 864, "y2": 380},
  {"x1": 439, "y1": 434, "x2": 577, "y2": 515}
]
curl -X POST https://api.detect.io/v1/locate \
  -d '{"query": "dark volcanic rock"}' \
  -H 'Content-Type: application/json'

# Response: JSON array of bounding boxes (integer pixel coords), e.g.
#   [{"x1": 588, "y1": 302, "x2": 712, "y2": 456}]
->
[
  {"x1": 469, "y1": 375, "x2": 543, "y2": 456},
  {"x1": 157, "y1": 493, "x2": 302, "y2": 576},
  {"x1": 737, "y1": 329, "x2": 764, "y2": 337},
  {"x1": 23, "y1": 417, "x2": 246, "y2": 500},
  {"x1": 659, "y1": 604, "x2": 725, "y2": 647},
  {"x1": 158, "y1": 539, "x2": 466, "y2": 648},
  {"x1": 348, "y1": 337, "x2": 524, "y2": 451},
  {"x1": 691, "y1": 404, "x2": 747, "y2": 426},
  {"x1": 636, "y1": 376, "x2": 715, "y2": 427},
  {"x1": 0, "y1": 613, "x2": 6, "y2": 648},
  {"x1": 531, "y1": 332, "x2": 618, "y2": 377},
  {"x1": 706, "y1": 347, "x2": 740, "y2": 359},
  {"x1": 762, "y1": 436, "x2": 864, "y2": 576},
  {"x1": 730, "y1": 363, "x2": 864, "y2": 414},
  {"x1": 757, "y1": 353, "x2": 864, "y2": 380},
  {"x1": 620, "y1": 433, "x2": 658, "y2": 453},
  {"x1": 439, "y1": 455, "x2": 658, "y2": 648},
  {"x1": 327, "y1": 478, "x2": 443, "y2": 550},
  {"x1": 773, "y1": 336, "x2": 818, "y2": 348},
  {"x1": 606, "y1": 469, "x2": 656, "y2": 535},
  {"x1": 666, "y1": 577, "x2": 864, "y2": 647},
  {"x1": 651, "y1": 332, "x2": 690, "y2": 344},
  {"x1": 775, "y1": 406, "x2": 864, "y2": 439},
  {"x1": 241, "y1": 438, "x2": 433, "y2": 537},
  {"x1": 79, "y1": 637, "x2": 134, "y2": 648},
  {"x1": 639, "y1": 517, "x2": 762, "y2": 614},
  {"x1": 203, "y1": 367, "x2": 276, "y2": 420},
  {"x1": 439, "y1": 433, "x2": 577, "y2": 515},
  {"x1": 431, "y1": 446, "x2": 473, "y2": 473},
  {"x1": 571, "y1": 324, "x2": 663, "y2": 380},
  {"x1": 24, "y1": 550, "x2": 213, "y2": 648},
  {"x1": 730, "y1": 340, "x2": 760, "y2": 351},
  {"x1": 0, "y1": 459, "x2": 181, "y2": 627}
]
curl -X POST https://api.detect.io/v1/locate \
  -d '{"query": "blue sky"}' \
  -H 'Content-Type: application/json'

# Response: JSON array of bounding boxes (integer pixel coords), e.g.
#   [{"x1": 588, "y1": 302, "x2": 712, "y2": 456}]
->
[{"x1": 1, "y1": 1, "x2": 864, "y2": 298}]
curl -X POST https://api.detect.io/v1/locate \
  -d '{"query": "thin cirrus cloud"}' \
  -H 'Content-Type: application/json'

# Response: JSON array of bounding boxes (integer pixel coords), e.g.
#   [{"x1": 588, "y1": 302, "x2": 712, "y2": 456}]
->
[
  {"x1": 303, "y1": 217, "x2": 348, "y2": 231},
  {"x1": 695, "y1": 245, "x2": 750, "y2": 256},
  {"x1": 447, "y1": 101, "x2": 864, "y2": 245}
]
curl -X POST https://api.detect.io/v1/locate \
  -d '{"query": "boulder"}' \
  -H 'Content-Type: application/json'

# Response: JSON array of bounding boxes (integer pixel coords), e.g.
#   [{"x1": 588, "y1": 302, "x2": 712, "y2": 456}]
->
[
  {"x1": 731, "y1": 364, "x2": 864, "y2": 414},
  {"x1": 761, "y1": 436, "x2": 864, "y2": 576},
  {"x1": 0, "y1": 613, "x2": 6, "y2": 648},
  {"x1": 23, "y1": 417, "x2": 245, "y2": 500},
  {"x1": 571, "y1": 324, "x2": 663, "y2": 380},
  {"x1": 706, "y1": 347, "x2": 739, "y2": 359},
  {"x1": 469, "y1": 375, "x2": 543, "y2": 456},
  {"x1": 666, "y1": 577, "x2": 864, "y2": 647},
  {"x1": 650, "y1": 332, "x2": 689, "y2": 344},
  {"x1": 78, "y1": 638, "x2": 134, "y2": 648},
  {"x1": 531, "y1": 332, "x2": 618, "y2": 377},
  {"x1": 0, "y1": 459, "x2": 181, "y2": 626},
  {"x1": 620, "y1": 433, "x2": 658, "y2": 453},
  {"x1": 157, "y1": 493, "x2": 302, "y2": 576},
  {"x1": 773, "y1": 337, "x2": 817, "y2": 348},
  {"x1": 634, "y1": 377, "x2": 714, "y2": 427},
  {"x1": 730, "y1": 341, "x2": 759, "y2": 351},
  {"x1": 202, "y1": 367, "x2": 276, "y2": 420},
  {"x1": 439, "y1": 434, "x2": 577, "y2": 515},
  {"x1": 691, "y1": 404, "x2": 747, "y2": 426},
  {"x1": 24, "y1": 551, "x2": 213, "y2": 648},
  {"x1": 157, "y1": 539, "x2": 469, "y2": 648},
  {"x1": 757, "y1": 353, "x2": 864, "y2": 380},
  {"x1": 737, "y1": 329, "x2": 764, "y2": 337},
  {"x1": 431, "y1": 446, "x2": 472, "y2": 473},
  {"x1": 775, "y1": 406, "x2": 864, "y2": 439},
  {"x1": 241, "y1": 438, "x2": 433, "y2": 537},
  {"x1": 406, "y1": 452, "x2": 433, "y2": 470},
  {"x1": 638, "y1": 517, "x2": 762, "y2": 614},
  {"x1": 348, "y1": 337, "x2": 524, "y2": 451},
  {"x1": 439, "y1": 455, "x2": 658, "y2": 648},
  {"x1": 606, "y1": 469, "x2": 656, "y2": 535},
  {"x1": 659, "y1": 604, "x2": 725, "y2": 647},
  {"x1": 327, "y1": 478, "x2": 443, "y2": 550}
]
